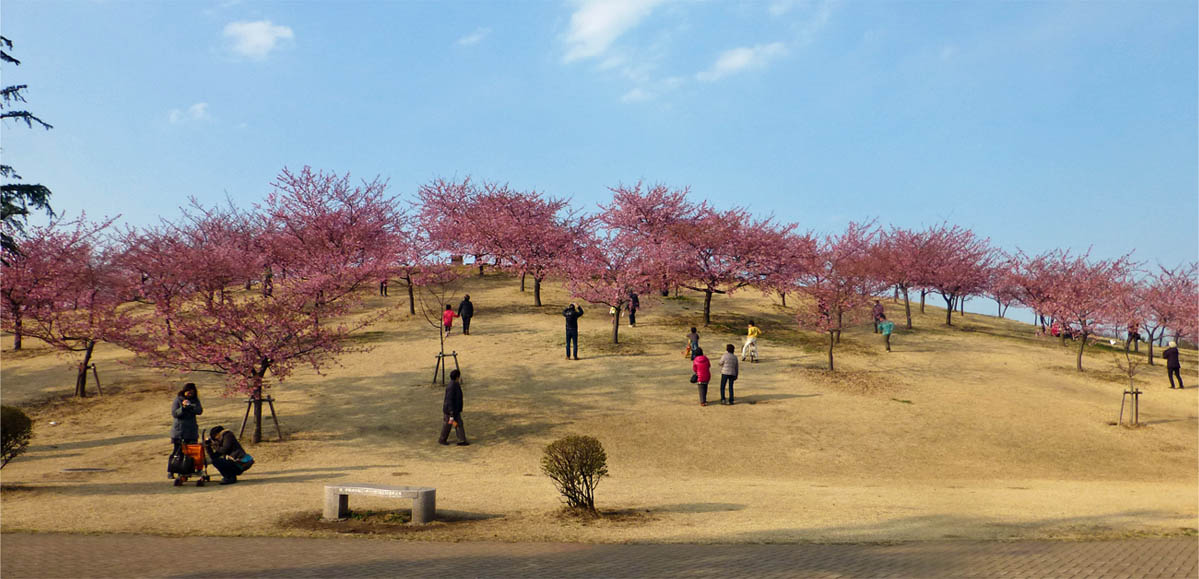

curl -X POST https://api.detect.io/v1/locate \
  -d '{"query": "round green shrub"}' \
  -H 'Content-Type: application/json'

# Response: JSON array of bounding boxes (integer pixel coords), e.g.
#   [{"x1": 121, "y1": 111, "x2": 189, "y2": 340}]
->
[
  {"x1": 1, "y1": 405, "x2": 33, "y2": 468},
  {"x1": 540, "y1": 434, "x2": 608, "y2": 512}
]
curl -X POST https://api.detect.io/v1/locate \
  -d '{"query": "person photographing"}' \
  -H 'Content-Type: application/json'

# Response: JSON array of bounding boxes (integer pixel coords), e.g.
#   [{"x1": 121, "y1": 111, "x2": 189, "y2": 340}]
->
[{"x1": 205, "y1": 426, "x2": 253, "y2": 485}]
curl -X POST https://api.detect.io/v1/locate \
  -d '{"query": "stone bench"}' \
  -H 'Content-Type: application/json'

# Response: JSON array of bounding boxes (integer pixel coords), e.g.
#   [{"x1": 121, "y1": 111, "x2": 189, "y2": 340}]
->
[{"x1": 323, "y1": 484, "x2": 436, "y2": 524}]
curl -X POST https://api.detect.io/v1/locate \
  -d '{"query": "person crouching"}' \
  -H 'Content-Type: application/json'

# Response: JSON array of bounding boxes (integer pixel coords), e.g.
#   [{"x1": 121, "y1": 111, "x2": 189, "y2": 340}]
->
[{"x1": 205, "y1": 426, "x2": 254, "y2": 485}]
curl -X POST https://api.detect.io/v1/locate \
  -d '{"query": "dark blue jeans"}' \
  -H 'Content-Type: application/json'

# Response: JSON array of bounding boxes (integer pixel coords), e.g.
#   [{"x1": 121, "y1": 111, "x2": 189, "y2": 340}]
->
[
  {"x1": 566, "y1": 329, "x2": 578, "y2": 358},
  {"x1": 720, "y1": 374, "x2": 736, "y2": 402}
]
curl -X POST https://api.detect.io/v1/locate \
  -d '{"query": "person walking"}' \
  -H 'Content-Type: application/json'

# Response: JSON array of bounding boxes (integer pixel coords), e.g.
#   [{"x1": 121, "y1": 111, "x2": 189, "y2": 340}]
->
[
  {"x1": 685, "y1": 327, "x2": 700, "y2": 360},
  {"x1": 719, "y1": 344, "x2": 739, "y2": 405},
  {"x1": 741, "y1": 320, "x2": 761, "y2": 362},
  {"x1": 692, "y1": 347, "x2": 712, "y2": 406},
  {"x1": 563, "y1": 303, "x2": 584, "y2": 360},
  {"x1": 628, "y1": 292, "x2": 640, "y2": 327},
  {"x1": 442, "y1": 304, "x2": 459, "y2": 336},
  {"x1": 879, "y1": 314, "x2": 895, "y2": 352},
  {"x1": 169, "y1": 383, "x2": 203, "y2": 479},
  {"x1": 872, "y1": 300, "x2": 885, "y2": 333},
  {"x1": 457, "y1": 295, "x2": 474, "y2": 335},
  {"x1": 1163, "y1": 341, "x2": 1184, "y2": 389},
  {"x1": 438, "y1": 369, "x2": 470, "y2": 445}
]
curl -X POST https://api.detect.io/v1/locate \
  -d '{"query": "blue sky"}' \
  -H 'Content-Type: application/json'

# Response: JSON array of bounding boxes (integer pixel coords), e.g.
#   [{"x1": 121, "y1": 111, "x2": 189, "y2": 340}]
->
[{"x1": 3, "y1": 0, "x2": 1196, "y2": 276}]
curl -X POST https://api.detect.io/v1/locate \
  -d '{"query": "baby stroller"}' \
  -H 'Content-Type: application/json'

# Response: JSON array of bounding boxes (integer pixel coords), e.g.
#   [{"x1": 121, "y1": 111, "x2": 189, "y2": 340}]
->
[{"x1": 168, "y1": 439, "x2": 211, "y2": 487}]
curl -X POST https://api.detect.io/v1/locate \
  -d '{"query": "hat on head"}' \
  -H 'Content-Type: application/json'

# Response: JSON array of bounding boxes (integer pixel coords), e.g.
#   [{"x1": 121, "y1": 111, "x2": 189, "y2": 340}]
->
[{"x1": 1169, "y1": 341, "x2": 1177, "y2": 348}]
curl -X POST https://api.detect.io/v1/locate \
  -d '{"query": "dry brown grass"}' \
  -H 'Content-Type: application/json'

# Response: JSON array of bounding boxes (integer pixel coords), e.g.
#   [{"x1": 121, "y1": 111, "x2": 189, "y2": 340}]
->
[{"x1": 1, "y1": 275, "x2": 1196, "y2": 543}]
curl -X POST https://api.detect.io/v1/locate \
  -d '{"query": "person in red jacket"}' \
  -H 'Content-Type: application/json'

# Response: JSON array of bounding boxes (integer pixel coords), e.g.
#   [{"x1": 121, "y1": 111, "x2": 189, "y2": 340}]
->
[
  {"x1": 692, "y1": 347, "x2": 712, "y2": 406},
  {"x1": 442, "y1": 304, "x2": 459, "y2": 335}
]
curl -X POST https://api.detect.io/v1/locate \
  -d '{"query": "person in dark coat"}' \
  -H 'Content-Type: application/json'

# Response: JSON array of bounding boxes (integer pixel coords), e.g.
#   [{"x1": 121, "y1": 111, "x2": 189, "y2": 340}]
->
[
  {"x1": 457, "y1": 295, "x2": 475, "y2": 335},
  {"x1": 169, "y1": 383, "x2": 203, "y2": 478},
  {"x1": 628, "y1": 292, "x2": 639, "y2": 327},
  {"x1": 205, "y1": 425, "x2": 253, "y2": 485},
  {"x1": 563, "y1": 303, "x2": 584, "y2": 360},
  {"x1": 439, "y1": 369, "x2": 469, "y2": 445},
  {"x1": 1163, "y1": 341, "x2": 1184, "y2": 389}
]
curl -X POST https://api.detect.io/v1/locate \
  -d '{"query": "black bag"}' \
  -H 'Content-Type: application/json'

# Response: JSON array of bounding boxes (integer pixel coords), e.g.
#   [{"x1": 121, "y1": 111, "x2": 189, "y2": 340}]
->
[
  {"x1": 689, "y1": 373, "x2": 698, "y2": 384},
  {"x1": 168, "y1": 451, "x2": 195, "y2": 474}
]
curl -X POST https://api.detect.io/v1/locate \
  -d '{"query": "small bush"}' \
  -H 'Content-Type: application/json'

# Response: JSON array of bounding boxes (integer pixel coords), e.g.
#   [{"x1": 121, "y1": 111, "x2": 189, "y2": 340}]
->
[
  {"x1": 540, "y1": 434, "x2": 609, "y2": 512},
  {"x1": 1, "y1": 405, "x2": 33, "y2": 468}
]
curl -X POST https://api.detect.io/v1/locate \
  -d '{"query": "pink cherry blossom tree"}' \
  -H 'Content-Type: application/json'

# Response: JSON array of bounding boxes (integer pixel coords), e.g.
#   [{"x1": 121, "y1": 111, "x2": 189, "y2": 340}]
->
[
  {"x1": 922, "y1": 224, "x2": 994, "y2": 326},
  {"x1": 2, "y1": 215, "x2": 128, "y2": 396},
  {"x1": 748, "y1": 226, "x2": 815, "y2": 308},
  {"x1": 1043, "y1": 250, "x2": 1137, "y2": 371},
  {"x1": 599, "y1": 182, "x2": 697, "y2": 298},
  {"x1": 871, "y1": 226, "x2": 934, "y2": 329},
  {"x1": 984, "y1": 252, "x2": 1023, "y2": 319},
  {"x1": 116, "y1": 168, "x2": 404, "y2": 442},
  {"x1": 562, "y1": 229, "x2": 653, "y2": 343},
  {"x1": 1140, "y1": 263, "x2": 1198, "y2": 363},
  {"x1": 795, "y1": 222, "x2": 882, "y2": 370}
]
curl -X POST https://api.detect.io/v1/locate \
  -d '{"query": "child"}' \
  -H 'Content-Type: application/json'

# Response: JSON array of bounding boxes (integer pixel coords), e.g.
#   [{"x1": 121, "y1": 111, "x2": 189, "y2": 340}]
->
[
  {"x1": 742, "y1": 320, "x2": 761, "y2": 362},
  {"x1": 442, "y1": 304, "x2": 459, "y2": 335}
]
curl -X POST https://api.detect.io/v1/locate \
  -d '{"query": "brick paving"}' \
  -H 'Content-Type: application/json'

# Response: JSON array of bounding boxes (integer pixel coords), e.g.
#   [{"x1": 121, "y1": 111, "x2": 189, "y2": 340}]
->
[{"x1": 1, "y1": 533, "x2": 1195, "y2": 578}]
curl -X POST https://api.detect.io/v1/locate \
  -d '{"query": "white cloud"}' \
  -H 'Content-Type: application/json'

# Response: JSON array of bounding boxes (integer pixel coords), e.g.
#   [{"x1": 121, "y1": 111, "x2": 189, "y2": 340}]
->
[
  {"x1": 562, "y1": 0, "x2": 664, "y2": 63},
  {"x1": 695, "y1": 42, "x2": 786, "y2": 82},
  {"x1": 621, "y1": 88, "x2": 651, "y2": 103},
  {"x1": 457, "y1": 27, "x2": 491, "y2": 47},
  {"x1": 168, "y1": 102, "x2": 210, "y2": 124},
  {"x1": 223, "y1": 20, "x2": 294, "y2": 60}
]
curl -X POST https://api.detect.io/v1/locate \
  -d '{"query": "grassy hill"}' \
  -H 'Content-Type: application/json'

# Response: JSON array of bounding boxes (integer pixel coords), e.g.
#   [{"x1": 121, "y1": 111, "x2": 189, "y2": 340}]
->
[{"x1": 1, "y1": 272, "x2": 1195, "y2": 543}]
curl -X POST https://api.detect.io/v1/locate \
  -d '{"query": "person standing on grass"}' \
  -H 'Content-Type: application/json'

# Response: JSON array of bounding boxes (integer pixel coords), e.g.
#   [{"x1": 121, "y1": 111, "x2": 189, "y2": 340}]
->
[
  {"x1": 379, "y1": 279, "x2": 388, "y2": 297},
  {"x1": 685, "y1": 327, "x2": 700, "y2": 360},
  {"x1": 879, "y1": 314, "x2": 895, "y2": 352},
  {"x1": 742, "y1": 320, "x2": 761, "y2": 362},
  {"x1": 442, "y1": 304, "x2": 459, "y2": 336},
  {"x1": 692, "y1": 347, "x2": 712, "y2": 406},
  {"x1": 628, "y1": 292, "x2": 640, "y2": 327},
  {"x1": 438, "y1": 369, "x2": 469, "y2": 446},
  {"x1": 1163, "y1": 341, "x2": 1184, "y2": 389},
  {"x1": 563, "y1": 303, "x2": 584, "y2": 360},
  {"x1": 169, "y1": 383, "x2": 203, "y2": 479},
  {"x1": 719, "y1": 344, "x2": 739, "y2": 405},
  {"x1": 872, "y1": 300, "x2": 885, "y2": 333},
  {"x1": 457, "y1": 295, "x2": 474, "y2": 335}
]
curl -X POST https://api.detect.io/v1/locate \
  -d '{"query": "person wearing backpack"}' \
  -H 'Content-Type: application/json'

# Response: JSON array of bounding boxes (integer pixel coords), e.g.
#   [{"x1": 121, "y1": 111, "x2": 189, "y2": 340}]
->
[{"x1": 205, "y1": 426, "x2": 253, "y2": 485}]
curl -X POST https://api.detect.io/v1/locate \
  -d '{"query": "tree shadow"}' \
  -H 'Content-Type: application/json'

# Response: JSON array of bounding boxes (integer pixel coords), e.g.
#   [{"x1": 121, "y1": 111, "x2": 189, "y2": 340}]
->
[
  {"x1": 651, "y1": 502, "x2": 746, "y2": 513},
  {"x1": 737, "y1": 393, "x2": 821, "y2": 404},
  {"x1": 27, "y1": 433, "x2": 161, "y2": 453}
]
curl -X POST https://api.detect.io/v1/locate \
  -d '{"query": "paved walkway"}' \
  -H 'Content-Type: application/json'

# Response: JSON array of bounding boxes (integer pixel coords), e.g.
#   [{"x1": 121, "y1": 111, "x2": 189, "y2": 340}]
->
[{"x1": 1, "y1": 533, "x2": 1195, "y2": 578}]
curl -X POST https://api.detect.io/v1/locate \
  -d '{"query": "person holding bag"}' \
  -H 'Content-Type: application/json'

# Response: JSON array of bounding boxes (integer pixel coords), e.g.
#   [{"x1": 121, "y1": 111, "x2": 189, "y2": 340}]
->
[
  {"x1": 692, "y1": 347, "x2": 712, "y2": 406},
  {"x1": 168, "y1": 383, "x2": 202, "y2": 479}
]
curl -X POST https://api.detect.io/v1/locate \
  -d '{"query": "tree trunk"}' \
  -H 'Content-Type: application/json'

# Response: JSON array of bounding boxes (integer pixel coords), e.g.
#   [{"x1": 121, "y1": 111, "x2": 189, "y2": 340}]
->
[
  {"x1": 406, "y1": 276, "x2": 416, "y2": 315},
  {"x1": 533, "y1": 277, "x2": 542, "y2": 307},
  {"x1": 920, "y1": 290, "x2": 926, "y2": 313},
  {"x1": 74, "y1": 339, "x2": 96, "y2": 397},
  {"x1": 903, "y1": 288, "x2": 912, "y2": 330},
  {"x1": 893, "y1": 286, "x2": 899, "y2": 303},
  {"x1": 252, "y1": 385, "x2": 263, "y2": 444},
  {"x1": 611, "y1": 306, "x2": 621, "y2": 344},
  {"x1": 476, "y1": 255, "x2": 484, "y2": 276},
  {"x1": 1076, "y1": 332, "x2": 1088, "y2": 372},
  {"x1": 520, "y1": 272, "x2": 526, "y2": 292},
  {"x1": 996, "y1": 299, "x2": 1002, "y2": 317},
  {"x1": 703, "y1": 290, "x2": 713, "y2": 326},
  {"x1": 11, "y1": 308, "x2": 21, "y2": 350},
  {"x1": 943, "y1": 295, "x2": 954, "y2": 326},
  {"x1": 960, "y1": 298, "x2": 965, "y2": 315},
  {"x1": 1147, "y1": 329, "x2": 1157, "y2": 365},
  {"x1": 827, "y1": 331, "x2": 835, "y2": 371},
  {"x1": 780, "y1": 292, "x2": 787, "y2": 308},
  {"x1": 835, "y1": 311, "x2": 843, "y2": 343}
]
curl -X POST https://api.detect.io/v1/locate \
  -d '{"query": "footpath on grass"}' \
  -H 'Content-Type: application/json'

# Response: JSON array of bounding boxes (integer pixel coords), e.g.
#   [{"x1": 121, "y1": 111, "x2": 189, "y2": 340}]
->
[{"x1": 2, "y1": 533, "x2": 1196, "y2": 578}]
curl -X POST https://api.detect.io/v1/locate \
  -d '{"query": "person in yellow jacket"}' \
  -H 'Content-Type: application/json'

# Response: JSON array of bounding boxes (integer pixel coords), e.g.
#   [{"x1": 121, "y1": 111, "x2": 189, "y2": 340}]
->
[{"x1": 741, "y1": 320, "x2": 761, "y2": 362}]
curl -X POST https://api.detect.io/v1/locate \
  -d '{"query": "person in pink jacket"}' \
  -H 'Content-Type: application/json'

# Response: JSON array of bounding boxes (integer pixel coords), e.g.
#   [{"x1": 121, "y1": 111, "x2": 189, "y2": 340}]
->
[
  {"x1": 692, "y1": 347, "x2": 712, "y2": 406},
  {"x1": 442, "y1": 304, "x2": 459, "y2": 335}
]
